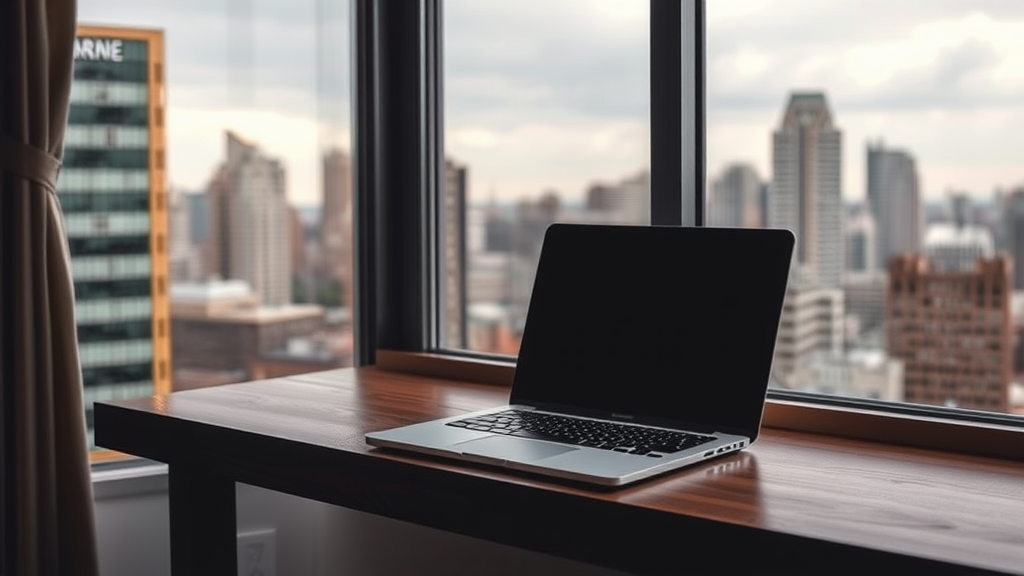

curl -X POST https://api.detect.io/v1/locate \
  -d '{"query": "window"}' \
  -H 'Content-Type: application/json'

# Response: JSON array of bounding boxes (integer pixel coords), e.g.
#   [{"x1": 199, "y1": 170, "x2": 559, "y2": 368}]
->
[
  {"x1": 69, "y1": 1, "x2": 1024, "y2": 463},
  {"x1": 72, "y1": 2, "x2": 354, "y2": 460},
  {"x1": 362, "y1": 1, "x2": 1024, "y2": 459}
]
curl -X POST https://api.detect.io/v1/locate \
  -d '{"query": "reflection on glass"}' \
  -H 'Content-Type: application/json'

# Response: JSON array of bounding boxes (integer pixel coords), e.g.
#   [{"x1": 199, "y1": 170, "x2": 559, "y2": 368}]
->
[
  {"x1": 443, "y1": 0, "x2": 651, "y2": 355},
  {"x1": 69, "y1": 1, "x2": 354, "y2": 455},
  {"x1": 707, "y1": 0, "x2": 1024, "y2": 416}
]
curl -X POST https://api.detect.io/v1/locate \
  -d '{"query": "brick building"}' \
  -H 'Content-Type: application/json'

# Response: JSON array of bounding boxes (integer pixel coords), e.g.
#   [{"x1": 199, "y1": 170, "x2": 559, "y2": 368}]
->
[{"x1": 886, "y1": 254, "x2": 1012, "y2": 412}]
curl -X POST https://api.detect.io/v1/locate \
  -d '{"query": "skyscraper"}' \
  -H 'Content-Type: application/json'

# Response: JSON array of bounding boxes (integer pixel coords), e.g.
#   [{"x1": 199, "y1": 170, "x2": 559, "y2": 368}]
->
[
  {"x1": 772, "y1": 269, "x2": 844, "y2": 387},
  {"x1": 203, "y1": 131, "x2": 291, "y2": 306},
  {"x1": 320, "y1": 147, "x2": 352, "y2": 305},
  {"x1": 844, "y1": 206, "x2": 876, "y2": 272},
  {"x1": 1003, "y1": 188, "x2": 1024, "y2": 289},
  {"x1": 709, "y1": 163, "x2": 763, "y2": 228},
  {"x1": 60, "y1": 25, "x2": 171, "y2": 442},
  {"x1": 867, "y1": 140, "x2": 920, "y2": 270},
  {"x1": 582, "y1": 170, "x2": 650, "y2": 225},
  {"x1": 769, "y1": 92, "x2": 843, "y2": 288},
  {"x1": 444, "y1": 158, "x2": 469, "y2": 348}
]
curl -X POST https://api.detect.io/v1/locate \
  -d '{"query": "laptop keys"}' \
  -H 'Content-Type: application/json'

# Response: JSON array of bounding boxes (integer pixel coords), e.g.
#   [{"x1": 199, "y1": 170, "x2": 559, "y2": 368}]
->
[{"x1": 446, "y1": 410, "x2": 716, "y2": 455}]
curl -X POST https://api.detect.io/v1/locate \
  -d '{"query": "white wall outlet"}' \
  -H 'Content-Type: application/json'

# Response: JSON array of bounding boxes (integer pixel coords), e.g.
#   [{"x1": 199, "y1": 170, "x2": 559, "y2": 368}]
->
[{"x1": 238, "y1": 528, "x2": 277, "y2": 576}]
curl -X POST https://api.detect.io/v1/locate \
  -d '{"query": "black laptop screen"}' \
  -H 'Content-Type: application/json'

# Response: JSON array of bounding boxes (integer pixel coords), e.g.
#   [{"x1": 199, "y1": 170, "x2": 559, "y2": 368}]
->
[{"x1": 509, "y1": 223, "x2": 795, "y2": 439}]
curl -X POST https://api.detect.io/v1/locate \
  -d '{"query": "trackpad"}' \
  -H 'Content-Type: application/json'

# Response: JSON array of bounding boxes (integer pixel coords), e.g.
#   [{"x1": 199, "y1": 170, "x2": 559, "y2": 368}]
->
[{"x1": 457, "y1": 436, "x2": 577, "y2": 463}]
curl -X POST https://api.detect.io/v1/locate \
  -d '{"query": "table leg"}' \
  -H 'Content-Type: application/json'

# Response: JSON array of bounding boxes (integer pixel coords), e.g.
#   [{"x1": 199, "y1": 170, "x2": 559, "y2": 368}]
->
[{"x1": 167, "y1": 464, "x2": 237, "y2": 576}]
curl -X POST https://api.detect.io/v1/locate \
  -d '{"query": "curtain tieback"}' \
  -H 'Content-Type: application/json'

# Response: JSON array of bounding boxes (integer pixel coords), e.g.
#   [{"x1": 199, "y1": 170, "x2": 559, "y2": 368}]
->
[{"x1": 0, "y1": 134, "x2": 61, "y2": 191}]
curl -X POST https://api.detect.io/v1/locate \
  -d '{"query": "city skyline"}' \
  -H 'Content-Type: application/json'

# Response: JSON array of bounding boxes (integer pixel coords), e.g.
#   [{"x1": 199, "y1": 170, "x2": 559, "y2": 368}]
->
[{"x1": 75, "y1": 0, "x2": 1024, "y2": 206}]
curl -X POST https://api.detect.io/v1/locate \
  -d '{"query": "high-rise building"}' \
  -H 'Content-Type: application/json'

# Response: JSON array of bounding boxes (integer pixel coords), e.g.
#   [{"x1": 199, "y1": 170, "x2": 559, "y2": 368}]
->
[
  {"x1": 203, "y1": 131, "x2": 291, "y2": 306},
  {"x1": 583, "y1": 170, "x2": 650, "y2": 225},
  {"x1": 844, "y1": 206, "x2": 876, "y2": 272},
  {"x1": 444, "y1": 158, "x2": 469, "y2": 348},
  {"x1": 320, "y1": 148, "x2": 352, "y2": 305},
  {"x1": 709, "y1": 163, "x2": 763, "y2": 228},
  {"x1": 290, "y1": 204, "x2": 305, "y2": 278},
  {"x1": 1003, "y1": 188, "x2": 1024, "y2": 289},
  {"x1": 843, "y1": 270, "x2": 887, "y2": 343},
  {"x1": 867, "y1": 140, "x2": 920, "y2": 269},
  {"x1": 60, "y1": 25, "x2": 171, "y2": 441},
  {"x1": 769, "y1": 92, "x2": 843, "y2": 288},
  {"x1": 168, "y1": 188, "x2": 205, "y2": 282},
  {"x1": 772, "y1": 269, "x2": 844, "y2": 387},
  {"x1": 887, "y1": 253, "x2": 1011, "y2": 412}
]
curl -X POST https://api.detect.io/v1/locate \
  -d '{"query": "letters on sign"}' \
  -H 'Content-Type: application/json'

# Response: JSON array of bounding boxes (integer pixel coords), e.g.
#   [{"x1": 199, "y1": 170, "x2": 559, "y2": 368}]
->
[{"x1": 74, "y1": 38, "x2": 125, "y2": 62}]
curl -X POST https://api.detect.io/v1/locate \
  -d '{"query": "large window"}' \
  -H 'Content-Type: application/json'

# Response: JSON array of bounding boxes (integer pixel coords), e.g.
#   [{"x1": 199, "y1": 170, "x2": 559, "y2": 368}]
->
[
  {"x1": 357, "y1": 0, "x2": 1024, "y2": 452},
  {"x1": 72, "y1": 1, "x2": 354, "y2": 460},
  {"x1": 72, "y1": 0, "x2": 1024, "y2": 462}
]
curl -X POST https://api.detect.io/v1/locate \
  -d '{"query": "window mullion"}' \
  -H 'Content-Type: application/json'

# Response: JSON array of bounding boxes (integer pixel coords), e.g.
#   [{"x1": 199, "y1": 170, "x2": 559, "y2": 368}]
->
[
  {"x1": 650, "y1": 0, "x2": 705, "y2": 226},
  {"x1": 354, "y1": 0, "x2": 440, "y2": 364}
]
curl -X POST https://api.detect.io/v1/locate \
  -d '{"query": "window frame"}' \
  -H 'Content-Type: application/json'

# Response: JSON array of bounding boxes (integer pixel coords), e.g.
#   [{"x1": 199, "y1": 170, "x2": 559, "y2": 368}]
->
[{"x1": 355, "y1": 0, "x2": 1024, "y2": 462}]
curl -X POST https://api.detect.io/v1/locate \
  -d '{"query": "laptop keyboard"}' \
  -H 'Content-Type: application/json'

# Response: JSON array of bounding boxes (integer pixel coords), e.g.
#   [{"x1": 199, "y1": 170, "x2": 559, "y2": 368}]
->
[{"x1": 446, "y1": 410, "x2": 715, "y2": 457}]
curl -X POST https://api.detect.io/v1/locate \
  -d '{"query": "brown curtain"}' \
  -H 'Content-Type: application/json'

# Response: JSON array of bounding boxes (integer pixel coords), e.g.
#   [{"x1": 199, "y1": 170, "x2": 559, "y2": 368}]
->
[{"x1": 0, "y1": 0, "x2": 101, "y2": 574}]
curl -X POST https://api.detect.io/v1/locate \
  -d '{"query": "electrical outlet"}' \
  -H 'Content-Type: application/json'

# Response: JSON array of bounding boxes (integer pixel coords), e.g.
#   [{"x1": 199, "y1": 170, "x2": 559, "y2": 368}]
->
[{"x1": 238, "y1": 528, "x2": 276, "y2": 576}]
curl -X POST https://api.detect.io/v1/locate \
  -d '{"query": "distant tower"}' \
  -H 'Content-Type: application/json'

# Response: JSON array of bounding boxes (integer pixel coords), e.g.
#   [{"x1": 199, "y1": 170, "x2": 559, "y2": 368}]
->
[
  {"x1": 321, "y1": 148, "x2": 353, "y2": 306},
  {"x1": 584, "y1": 170, "x2": 650, "y2": 225},
  {"x1": 204, "y1": 131, "x2": 291, "y2": 305},
  {"x1": 772, "y1": 269, "x2": 844, "y2": 386},
  {"x1": 867, "y1": 140, "x2": 920, "y2": 269},
  {"x1": 1003, "y1": 188, "x2": 1024, "y2": 289},
  {"x1": 769, "y1": 92, "x2": 843, "y2": 288},
  {"x1": 709, "y1": 163, "x2": 763, "y2": 228},
  {"x1": 845, "y1": 208, "x2": 876, "y2": 272},
  {"x1": 443, "y1": 158, "x2": 469, "y2": 348}
]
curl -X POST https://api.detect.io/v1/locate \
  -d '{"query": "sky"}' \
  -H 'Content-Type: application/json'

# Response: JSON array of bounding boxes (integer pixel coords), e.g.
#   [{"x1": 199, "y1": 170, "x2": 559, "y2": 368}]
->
[{"x1": 77, "y1": 0, "x2": 1024, "y2": 207}]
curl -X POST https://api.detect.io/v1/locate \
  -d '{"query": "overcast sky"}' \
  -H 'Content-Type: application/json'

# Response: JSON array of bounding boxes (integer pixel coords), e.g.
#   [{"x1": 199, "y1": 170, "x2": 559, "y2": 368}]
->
[{"x1": 77, "y1": 0, "x2": 1024, "y2": 206}]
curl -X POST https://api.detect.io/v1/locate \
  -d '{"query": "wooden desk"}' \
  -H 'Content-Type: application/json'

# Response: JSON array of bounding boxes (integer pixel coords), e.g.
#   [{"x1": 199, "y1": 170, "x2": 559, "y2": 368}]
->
[{"x1": 94, "y1": 367, "x2": 1024, "y2": 575}]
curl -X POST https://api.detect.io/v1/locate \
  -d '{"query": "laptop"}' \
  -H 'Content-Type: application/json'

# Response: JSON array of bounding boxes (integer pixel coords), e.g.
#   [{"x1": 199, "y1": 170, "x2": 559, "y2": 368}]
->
[{"x1": 366, "y1": 223, "x2": 795, "y2": 487}]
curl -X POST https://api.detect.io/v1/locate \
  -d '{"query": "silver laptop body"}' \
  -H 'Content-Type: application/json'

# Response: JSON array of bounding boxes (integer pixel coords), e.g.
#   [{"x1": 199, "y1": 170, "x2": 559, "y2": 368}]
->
[{"x1": 367, "y1": 224, "x2": 795, "y2": 487}]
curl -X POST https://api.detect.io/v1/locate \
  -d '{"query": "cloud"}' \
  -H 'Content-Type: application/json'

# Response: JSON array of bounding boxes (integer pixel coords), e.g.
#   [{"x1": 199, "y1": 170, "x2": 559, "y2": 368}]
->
[
  {"x1": 708, "y1": 6, "x2": 1024, "y2": 113},
  {"x1": 450, "y1": 116, "x2": 648, "y2": 202},
  {"x1": 78, "y1": 0, "x2": 1024, "y2": 203},
  {"x1": 444, "y1": 0, "x2": 649, "y2": 122}
]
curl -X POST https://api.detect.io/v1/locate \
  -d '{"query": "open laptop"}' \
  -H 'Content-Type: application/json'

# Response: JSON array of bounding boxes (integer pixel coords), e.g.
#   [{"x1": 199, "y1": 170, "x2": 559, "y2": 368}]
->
[{"x1": 366, "y1": 223, "x2": 795, "y2": 487}]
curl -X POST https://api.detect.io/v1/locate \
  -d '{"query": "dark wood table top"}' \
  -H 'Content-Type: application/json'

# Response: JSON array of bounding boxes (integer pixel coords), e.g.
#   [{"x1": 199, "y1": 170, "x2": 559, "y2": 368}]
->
[{"x1": 94, "y1": 367, "x2": 1024, "y2": 575}]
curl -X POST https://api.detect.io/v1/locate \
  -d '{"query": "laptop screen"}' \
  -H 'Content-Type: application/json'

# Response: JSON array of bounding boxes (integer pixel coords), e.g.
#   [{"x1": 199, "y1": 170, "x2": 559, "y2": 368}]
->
[{"x1": 510, "y1": 224, "x2": 795, "y2": 440}]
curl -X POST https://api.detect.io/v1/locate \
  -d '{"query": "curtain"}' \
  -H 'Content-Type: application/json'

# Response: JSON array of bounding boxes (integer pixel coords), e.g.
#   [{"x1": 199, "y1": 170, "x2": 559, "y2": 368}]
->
[{"x1": 0, "y1": 0, "x2": 100, "y2": 573}]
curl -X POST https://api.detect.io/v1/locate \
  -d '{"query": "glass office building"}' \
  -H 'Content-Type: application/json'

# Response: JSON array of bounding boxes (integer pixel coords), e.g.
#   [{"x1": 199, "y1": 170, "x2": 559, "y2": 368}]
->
[{"x1": 60, "y1": 25, "x2": 170, "y2": 450}]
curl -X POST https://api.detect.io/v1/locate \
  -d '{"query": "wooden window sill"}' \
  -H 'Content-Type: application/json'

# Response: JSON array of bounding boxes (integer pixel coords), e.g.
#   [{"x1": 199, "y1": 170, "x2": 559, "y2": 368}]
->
[{"x1": 377, "y1": 349, "x2": 1024, "y2": 461}]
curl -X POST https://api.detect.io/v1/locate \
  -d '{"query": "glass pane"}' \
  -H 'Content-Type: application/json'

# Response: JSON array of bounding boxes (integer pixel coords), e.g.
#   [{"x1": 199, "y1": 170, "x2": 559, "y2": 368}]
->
[
  {"x1": 70, "y1": 1, "x2": 354, "y2": 458},
  {"x1": 443, "y1": 0, "x2": 650, "y2": 355},
  {"x1": 707, "y1": 0, "x2": 1024, "y2": 416}
]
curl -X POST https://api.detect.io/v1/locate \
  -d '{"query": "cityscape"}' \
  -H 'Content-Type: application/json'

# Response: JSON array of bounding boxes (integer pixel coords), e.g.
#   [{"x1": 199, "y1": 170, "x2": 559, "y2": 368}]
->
[{"x1": 63, "y1": 22, "x2": 1024, "y2": 450}]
